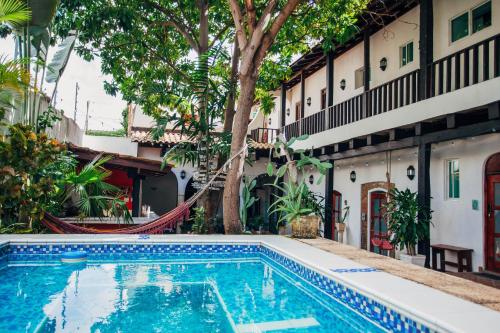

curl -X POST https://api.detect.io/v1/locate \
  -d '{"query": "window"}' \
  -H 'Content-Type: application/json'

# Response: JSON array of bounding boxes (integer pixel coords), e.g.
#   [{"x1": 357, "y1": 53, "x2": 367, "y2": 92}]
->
[
  {"x1": 354, "y1": 67, "x2": 365, "y2": 89},
  {"x1": 472, "y1": 1, "x2": 491, "y2": 33},
  {"x1": 450, "y1": 1, "x2": 492, "y2": 43},
  {"x1": 451, "y1": 12, "x2": 469, "y2": 42},
  {"x1": 447, "y1": 159, "x2": 460, "y2": 199},
  {"x1": 320, "y1": 88, "x2": 327, "y2": 110},
  {"x1": 400, "y1": 41, "x2": 414, "y2": 67}
]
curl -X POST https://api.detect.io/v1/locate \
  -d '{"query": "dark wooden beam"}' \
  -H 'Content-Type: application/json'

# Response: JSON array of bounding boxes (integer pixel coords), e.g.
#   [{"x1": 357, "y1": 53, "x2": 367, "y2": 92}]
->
[
  {"x1": 349, "y1": 138, "x2": 366, "y2": 150},
  {"x1": 446, "y1": 114, "x2": 457, "y2": 129},
  {"x1": 363, "y1": 30, "x2": 371, "y2": 91},
  {"x1": 421, "y1": 119, "x2": 500, "y2": 144},
  {"x1": 334, "y1": 142, "x2": 349, "y2": 152},
  {"x1": 322, "y1": 119, "x2": 500, "y2": 161},
  {"x1": 300, "y1": 71, "x2": 305, "y2": 118},
  {"x1": 415, "y1": 122, "x2": 434, "y2": 136},
  {"x1": 389, "y1": 128, "x2": 412, "y2": 141},
  {"x1": 281, "y1": 83, "x2": 287, "y2": 127},
  {"x1": 488, "y1": 102, "x2": 500, "y2": 119},
  {"x1": 367, "y1": 134, "x2": 388, "y2": 145},
  {"x1": 419, "y1": 0, "x2": 434, "y2": 100},
  {"x1": 324, "y1": 161, "x2": 334, "y2": 240},
  {"x1": 417, "y1": 143, "x2": 432, "y2": 267},
  {"x1": 326, "y1": 51, "x2": 335, "y2": 107}
]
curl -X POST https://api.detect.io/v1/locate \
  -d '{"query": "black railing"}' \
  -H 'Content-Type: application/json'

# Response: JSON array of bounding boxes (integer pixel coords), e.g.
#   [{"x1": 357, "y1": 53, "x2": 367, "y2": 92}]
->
[
  {"x1": 250, "y1": 127, "x2": 279, "y2": 143},
  {"x1": 429, "y1": 34, "x2": 500, "y2": 98},
  {"x1": 282, "y1": 33, "x2": 500, "y2": 140}
]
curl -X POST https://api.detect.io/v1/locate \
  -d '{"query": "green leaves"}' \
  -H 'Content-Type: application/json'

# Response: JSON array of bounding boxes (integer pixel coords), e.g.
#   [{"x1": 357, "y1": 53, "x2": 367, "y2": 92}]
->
[
  {"x1": 266, "y1": 162, "x2": 274, "y2": 177},
  {"x1": 384, "y1": 188, "x2": 432, "y2": 255},
  {"x1": 0, "y1": 0, "x2": 31, "y2": 27}
]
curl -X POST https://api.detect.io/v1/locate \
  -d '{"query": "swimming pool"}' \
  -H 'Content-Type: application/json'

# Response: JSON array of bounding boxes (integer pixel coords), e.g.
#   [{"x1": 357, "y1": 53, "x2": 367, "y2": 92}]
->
[{"x1": 0, "y1": 240, "x2": 437, "y2": 333}]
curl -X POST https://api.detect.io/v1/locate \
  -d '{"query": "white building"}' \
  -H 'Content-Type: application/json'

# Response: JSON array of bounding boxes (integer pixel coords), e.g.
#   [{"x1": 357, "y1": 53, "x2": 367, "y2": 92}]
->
[{"x1": 248, "y1": 0, "x2": 500, "y2": 272}]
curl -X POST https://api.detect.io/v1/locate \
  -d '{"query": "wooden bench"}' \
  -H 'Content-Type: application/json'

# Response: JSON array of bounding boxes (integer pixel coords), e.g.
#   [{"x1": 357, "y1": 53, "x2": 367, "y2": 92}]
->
[{"x1": 431, "y1": 244, "x2": 473, "y2": 272}]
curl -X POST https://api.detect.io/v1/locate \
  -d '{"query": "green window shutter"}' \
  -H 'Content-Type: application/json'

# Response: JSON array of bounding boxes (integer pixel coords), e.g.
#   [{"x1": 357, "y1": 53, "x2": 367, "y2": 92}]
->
[
  {"x1": 401, "y1": 45, "x2": 407, "y2": 66},
  {"x1": 408, "y1": 42, "x2": 414, "y2": 63},
  {"x1": 472, "y1": 1, "x2": 491, "y2": 33},
  {"x1": 448, "y1": 161, "x2": 453, "y2": 198},
  {"x1": 451, "y1": 12, "x2": 469, "y2": 42}
]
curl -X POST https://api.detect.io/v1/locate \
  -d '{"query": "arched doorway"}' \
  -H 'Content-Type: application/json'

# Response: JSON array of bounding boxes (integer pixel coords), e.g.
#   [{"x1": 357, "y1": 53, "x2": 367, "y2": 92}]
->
[
  {"x1": 368, "y1": 190, "x2": 390, "y2": 255},
  {"x1": 248, "y1": 174, "x2": 276, "y2": 233},
  {"x1": 485, "y1": 153, "x2": 500, "y2": 272}
]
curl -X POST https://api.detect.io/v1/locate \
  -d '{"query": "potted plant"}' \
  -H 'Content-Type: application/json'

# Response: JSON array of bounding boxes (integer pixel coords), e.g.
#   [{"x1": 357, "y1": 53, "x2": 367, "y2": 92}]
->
[
  {"x1": 384, "y1": 188, "x2": 432, "y2": 266},
  {"x1": 265, "y1": 135, "x2": 332, "y2": 238},
  {"x1": 269, "y1": 181, "x2": 319, "y2": 238}
]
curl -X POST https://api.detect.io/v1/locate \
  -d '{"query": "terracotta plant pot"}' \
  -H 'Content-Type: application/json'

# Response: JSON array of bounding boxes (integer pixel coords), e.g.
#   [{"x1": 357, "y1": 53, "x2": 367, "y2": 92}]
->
[{"x1": 291, "y1": 215, "x2": 320, "y2": 238}]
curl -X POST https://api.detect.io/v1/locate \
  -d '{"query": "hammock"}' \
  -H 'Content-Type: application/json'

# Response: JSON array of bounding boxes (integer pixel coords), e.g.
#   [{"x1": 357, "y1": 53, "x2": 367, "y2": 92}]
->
[{"x1": 41, "y1": 144, "x2": 248, "y2": 234}]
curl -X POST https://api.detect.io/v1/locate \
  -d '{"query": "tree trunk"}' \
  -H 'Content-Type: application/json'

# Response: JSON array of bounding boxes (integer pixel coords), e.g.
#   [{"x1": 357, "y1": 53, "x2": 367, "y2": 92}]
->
[
  {"x1": 223, "y1": 38, "x2": 240, "y2": 133},
  {"x1": 223, "y1": 70, "x2": 257, "y2": 234}
]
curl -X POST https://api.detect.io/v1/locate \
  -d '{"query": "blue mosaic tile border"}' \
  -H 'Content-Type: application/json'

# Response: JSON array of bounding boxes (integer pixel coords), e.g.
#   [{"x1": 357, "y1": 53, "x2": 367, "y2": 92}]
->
[
  {"x1": 7, "y1": 243, "x2": 259, "y2": 257},
  {"x1": 3, "y1": 242, "x2": 435, "y2": 333},
  {"x1": 260, "y1": 246, "x2": 434, "y2": 333}
]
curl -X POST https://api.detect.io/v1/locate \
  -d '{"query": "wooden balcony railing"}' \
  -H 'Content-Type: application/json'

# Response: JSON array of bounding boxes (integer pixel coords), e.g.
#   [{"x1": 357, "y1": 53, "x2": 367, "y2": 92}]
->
[
  {"x1": 250, "y1": 127, "x2": 279, "y2": 144},
  {"x1": 282, "y1": 33, "x2": 500, "y2": 140}
]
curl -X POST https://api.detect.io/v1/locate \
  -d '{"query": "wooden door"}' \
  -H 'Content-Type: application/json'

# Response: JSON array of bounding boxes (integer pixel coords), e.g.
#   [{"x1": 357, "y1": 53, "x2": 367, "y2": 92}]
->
[
  {"x1": 295, "y1": 102, "x2": 301, "y2": 121},
  {"x1": 370, "y1": 191, "x2": 388, "y2": 254},
  {"x1": 486, "y1": 174, "x2": 500, "y2": 272},
  {"x1": 331, "y1": 191, "x2": 342, "y2": 241}
]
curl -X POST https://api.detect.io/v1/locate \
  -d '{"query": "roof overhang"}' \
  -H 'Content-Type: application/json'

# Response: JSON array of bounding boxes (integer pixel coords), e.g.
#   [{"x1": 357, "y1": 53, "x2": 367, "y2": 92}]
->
[{"x1": 68, "y1": 144, "x2": 172, "y2": 176}]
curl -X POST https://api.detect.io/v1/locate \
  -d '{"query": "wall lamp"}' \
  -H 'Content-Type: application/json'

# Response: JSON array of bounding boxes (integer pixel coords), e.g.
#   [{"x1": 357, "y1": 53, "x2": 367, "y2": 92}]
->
[
  {"x1": 340, "y1": 79, "x2": 346, "y2": 90},
  {"x1": 180, "y1": 170, "x2": 186, "y2": 179},
  {"x1": 350, "y1": 170, "x2": 356, "y2": 183},
  {"x1": 286, "y1": 108, "x2": 290, "y2": 116},
  {"x1": 379, "y1": 57, "x2": 388, "y2": 71},
  {"x1": 407, "y1": 165, "x2": 415, "y2": 180},
  {"x1": 306, "y1": 97, "x2": 312, "y2": 106},
  {"x1": 309, "y1": 174, "x2": 314, "y2": 185}
]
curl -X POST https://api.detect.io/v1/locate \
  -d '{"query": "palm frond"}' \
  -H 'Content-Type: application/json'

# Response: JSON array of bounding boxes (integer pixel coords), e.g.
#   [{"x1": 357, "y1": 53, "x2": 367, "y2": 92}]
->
[{"x1": 0, "y1": 0, "x2": 31, "y2": 26}]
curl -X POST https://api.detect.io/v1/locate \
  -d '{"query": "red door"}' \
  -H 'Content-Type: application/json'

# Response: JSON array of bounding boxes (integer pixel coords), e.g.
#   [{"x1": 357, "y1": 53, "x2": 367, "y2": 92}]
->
[
  {"x1": 370, "y1": 191, "x2": 388, "y2": 254},
  {"x1": 486, "y1": 174, "x2": 500, "y2": 272}
]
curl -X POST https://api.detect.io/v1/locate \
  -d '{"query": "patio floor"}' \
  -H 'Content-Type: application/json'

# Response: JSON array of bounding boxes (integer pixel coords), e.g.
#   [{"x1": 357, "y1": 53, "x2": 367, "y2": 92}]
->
[{"x1": 298, "y1": 237, "x2": 500, "y2": 312}]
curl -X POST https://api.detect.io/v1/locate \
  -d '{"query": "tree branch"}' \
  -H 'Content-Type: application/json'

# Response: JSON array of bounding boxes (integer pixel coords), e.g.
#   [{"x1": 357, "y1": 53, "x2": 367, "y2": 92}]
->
[
  {"x1": 228, "y1": 0, "x2": 248, "y2": 50},
  {"x1": 145, "y1": 0, "x2": 200, "y2": 53},
  {"x1": 245, "y1": 0, "x2": 256, "y2": 36}
]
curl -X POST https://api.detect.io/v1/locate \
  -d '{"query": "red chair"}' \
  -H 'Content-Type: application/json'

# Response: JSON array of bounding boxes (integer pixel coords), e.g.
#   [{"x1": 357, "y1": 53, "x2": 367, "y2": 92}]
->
[
  {"x1": 381, "y1": 240, "x2": 394, "y2": 251},
  {"x1": 371, "y1": 238, "x2": 382, "y2": 247}
]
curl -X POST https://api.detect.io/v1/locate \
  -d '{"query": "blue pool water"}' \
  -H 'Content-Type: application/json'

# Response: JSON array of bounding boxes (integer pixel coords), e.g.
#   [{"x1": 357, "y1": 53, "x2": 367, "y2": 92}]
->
[{"x1": 0, "y1": 256, "x2": 385, "y2": 333}]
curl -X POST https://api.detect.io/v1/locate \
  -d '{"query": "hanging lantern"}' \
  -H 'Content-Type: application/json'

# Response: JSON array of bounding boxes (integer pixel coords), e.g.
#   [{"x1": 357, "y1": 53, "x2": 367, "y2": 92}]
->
[
  {"x1": 350, "y1": 170, "x2": 356, "y2": 182},
  {"x1": 407, "y1": 165, "x2": 415, "y2": 180}
]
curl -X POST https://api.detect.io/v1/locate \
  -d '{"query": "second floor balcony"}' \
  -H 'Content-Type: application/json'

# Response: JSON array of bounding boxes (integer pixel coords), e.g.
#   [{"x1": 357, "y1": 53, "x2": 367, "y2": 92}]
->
[{"x1": 265, "y1": 34, "x2": 500, "y2": 148}]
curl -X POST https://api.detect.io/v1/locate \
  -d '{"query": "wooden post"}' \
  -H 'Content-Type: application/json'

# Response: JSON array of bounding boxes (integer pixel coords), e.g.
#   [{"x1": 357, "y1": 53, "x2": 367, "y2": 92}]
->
[
  {"x1": 419, "y1": 0, "x2": 434, "y2": 100},
  {"x1": 326, "y1": 51, "x2": 334, "y2": 129},
  {"x1": 300, "y1": 71, "x2": 305, "y2": 119},
  {"x1": 281, "y1": 83, "x2": 286, "y2": 128},
  {"x1": 417, "y1": 143, "x2": 432, "y2": 267},
  {"x1": 363, "y1": 30, "x2": 370, "y2": 92},
  {"x1": 324, "y1": 161, "x2": 334, "y2": 240}
]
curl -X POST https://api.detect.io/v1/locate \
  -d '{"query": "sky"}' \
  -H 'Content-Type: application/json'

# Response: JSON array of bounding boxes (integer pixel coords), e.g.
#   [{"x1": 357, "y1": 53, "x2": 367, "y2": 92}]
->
[{"x1": 1, "y1": 36, "x2": 126, "y2": 131}]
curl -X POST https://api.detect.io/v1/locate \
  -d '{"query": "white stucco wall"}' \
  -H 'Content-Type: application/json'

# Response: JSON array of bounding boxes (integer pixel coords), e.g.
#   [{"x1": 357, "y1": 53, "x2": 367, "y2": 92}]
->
[
  {"x1": 333, "y1": 43, "x2": 365, "y2": 103},
  {"x1": 304, "y1": 67, "x2": 327, "y2": 117},
  {"x1": 430, "y1": 134, "x2": 500, "y2": 271},
  {"x1": 433, "y1": 0, "x2": 500, "y2": 60},
  {"x1": 82, "y1": 135, "x2": 138, "y2": 156},
  {"x1": 369, "y1": 6, "x2": 420, "y2": 88},
  {"x1": 331, "y1": 148, "x2": 418, "y2": 247}
]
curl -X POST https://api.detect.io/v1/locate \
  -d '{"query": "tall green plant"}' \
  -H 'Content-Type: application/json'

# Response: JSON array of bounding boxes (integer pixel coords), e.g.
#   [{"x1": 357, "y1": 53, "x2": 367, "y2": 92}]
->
[
  {"x1": 384, "y1": 188, "x2": 432, "y2": 256},
  {"x1": 240, "y1": 176, "x2": 258, "y2": 231},
  {"x1": 269, "y1": 181, "x2": 314, "y2": 227}
]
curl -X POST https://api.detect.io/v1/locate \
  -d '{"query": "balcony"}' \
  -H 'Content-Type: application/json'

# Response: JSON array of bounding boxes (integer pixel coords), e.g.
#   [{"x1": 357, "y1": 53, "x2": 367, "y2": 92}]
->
[{"x1": 282, "y1": 34, "x2": 500, "y2": 142}]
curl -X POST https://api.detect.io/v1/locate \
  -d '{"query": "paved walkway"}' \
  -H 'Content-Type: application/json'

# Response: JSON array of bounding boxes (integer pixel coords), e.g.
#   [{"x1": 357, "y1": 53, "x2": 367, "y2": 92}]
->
[{"x1": 298, "y1": 237, "x2": 500, "y2": 312}]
